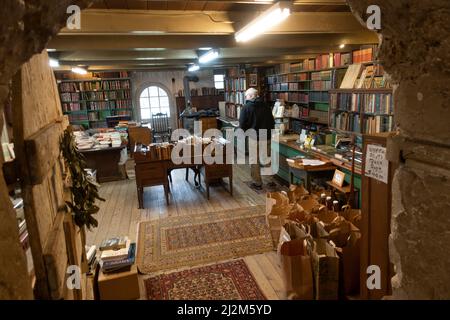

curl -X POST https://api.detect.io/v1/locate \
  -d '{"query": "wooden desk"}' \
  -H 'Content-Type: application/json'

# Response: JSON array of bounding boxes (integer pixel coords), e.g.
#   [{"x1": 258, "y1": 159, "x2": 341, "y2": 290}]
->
[
  {"x1": 287, "y1": 160, "x2": 336, "y2": 192},
  {"x1": 134, "y1": 152, "x2": 169, "y2": 208},
  {"x1": 80, "y1": 146, "x2": 126, "y2": 183},
  {"x1": 200, "y1": 163, "x2": 233, "y2": 199}
]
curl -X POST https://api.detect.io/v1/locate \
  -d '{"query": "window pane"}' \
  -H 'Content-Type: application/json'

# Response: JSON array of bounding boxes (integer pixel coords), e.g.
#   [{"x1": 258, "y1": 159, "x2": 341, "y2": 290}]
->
[
  {"x1": 150, "y1": 97, "x2": 159, "y2": 108},
  {"x1": 140, "y1": 88, "x2": 149, "y2": 98},
  {"x1": 160, "y1": 97, "x2": 169, "y2": 107},
  {"x1": 214, "y1": 74, "x2": 224, "y2": 82},
  {"x1": 160, "y1": 107, "x2": 170, "y2": 116},
  {"x1": 141, "y1": 108, "x2": 151, "y2": 120},
  {"x1": 215, "y1": 81, "x2": 224, "y2": 89},
  {"x1": 140, "y1": 98, "x2": 149, "y2": 108},
  {"x1": 149, "y1": 86, "x2": 159, "y2": 96},
  {"x1": 158, "y1": 87, "x2": 167, "y2": 97}
]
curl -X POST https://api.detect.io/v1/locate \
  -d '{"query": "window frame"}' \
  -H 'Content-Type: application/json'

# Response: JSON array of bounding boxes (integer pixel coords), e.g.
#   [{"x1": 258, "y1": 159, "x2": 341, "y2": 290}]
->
[{"x1": 139, "y1": 85, "x2": 170, "y2": 121}]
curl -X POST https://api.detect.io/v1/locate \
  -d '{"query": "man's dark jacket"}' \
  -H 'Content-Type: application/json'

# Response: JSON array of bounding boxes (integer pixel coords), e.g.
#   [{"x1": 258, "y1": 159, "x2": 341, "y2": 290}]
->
[{"x1": 239, "y1": 98, "x2": 275, "y2": 139}]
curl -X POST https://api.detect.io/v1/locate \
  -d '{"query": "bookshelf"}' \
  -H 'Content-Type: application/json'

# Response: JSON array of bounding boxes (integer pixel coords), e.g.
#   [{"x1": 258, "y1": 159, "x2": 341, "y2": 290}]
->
[
  {"x1": 56, "y1": 71, "x2": 133, "y2": 129},
  {"x1": 223, "y1": 67, "x2": 264, "y2": 120},
  {"x1": 329, "y1": 63, "x2": 394, "y2": 135}
]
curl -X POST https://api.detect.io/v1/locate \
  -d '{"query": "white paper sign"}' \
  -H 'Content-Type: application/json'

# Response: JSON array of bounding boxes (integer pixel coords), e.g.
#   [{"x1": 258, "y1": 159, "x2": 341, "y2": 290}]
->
[{"x1": 365, "y1": 144, "x2": 389, "y2": 184}]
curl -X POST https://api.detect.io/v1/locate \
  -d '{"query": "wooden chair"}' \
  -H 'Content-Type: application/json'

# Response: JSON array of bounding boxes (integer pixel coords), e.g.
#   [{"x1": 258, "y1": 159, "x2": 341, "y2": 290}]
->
[
  {"x1": 151, "y1": 112, "x2": 172, "y2": 142},
  {"x1": 128, "y1": 126, "x2": 152, "y2": 157}
]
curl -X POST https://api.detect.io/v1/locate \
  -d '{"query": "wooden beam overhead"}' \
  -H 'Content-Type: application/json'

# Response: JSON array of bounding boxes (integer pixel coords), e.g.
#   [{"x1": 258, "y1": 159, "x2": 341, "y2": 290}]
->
[{"x1": 59, "y1": 10, "x2": 364, "y2": 35}]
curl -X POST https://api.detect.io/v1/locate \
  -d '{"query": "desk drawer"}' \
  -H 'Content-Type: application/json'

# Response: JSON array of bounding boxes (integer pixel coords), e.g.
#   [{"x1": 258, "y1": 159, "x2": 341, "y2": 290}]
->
[{"x1": 135, "y1": 163, "x2": 166, "y2": 179}]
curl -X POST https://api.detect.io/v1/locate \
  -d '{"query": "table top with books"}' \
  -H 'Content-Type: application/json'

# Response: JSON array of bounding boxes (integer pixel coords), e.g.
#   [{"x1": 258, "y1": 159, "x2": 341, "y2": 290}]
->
[{"x1": 98, "y1": 236, "x2": 136, "y2": 274}]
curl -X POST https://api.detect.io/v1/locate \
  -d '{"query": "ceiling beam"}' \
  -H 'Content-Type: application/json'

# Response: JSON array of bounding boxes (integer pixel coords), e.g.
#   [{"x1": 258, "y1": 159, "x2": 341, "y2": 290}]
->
[
  {"x1": 49, "y1": 32, "x2": 377, "y2": 51},
  {"x1": 58, "y1": 9, "x2": 366, "y2": 35}
]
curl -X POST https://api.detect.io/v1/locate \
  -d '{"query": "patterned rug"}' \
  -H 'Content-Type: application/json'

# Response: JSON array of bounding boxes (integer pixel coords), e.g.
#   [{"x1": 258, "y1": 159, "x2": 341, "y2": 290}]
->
[
  {"x1": 145, "y1": 259, "x2": 267, "y2": 300},
  {"x1": 136, "y1": 205, "x2": 272, "y2": 274}
]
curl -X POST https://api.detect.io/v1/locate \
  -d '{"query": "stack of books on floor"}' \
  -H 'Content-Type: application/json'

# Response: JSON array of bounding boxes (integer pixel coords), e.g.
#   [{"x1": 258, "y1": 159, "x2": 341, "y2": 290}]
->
[{"x1": 99, "y1": 236, "x2": 136, "y2": 273}]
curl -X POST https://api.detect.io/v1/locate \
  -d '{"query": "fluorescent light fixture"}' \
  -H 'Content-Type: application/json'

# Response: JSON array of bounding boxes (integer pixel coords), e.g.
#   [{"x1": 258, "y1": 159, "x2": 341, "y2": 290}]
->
[
  {"x1": 49, "y1": 58, "x2": 60, "y2": 68},
  {"x1": 198, "y1": 47, "x2": 212, "y2": 50},
  {"x1": 135, "y1": 57, "x2": 165, "y2": 60},
  {"x1": 46, "y1": 48, "x2": 56, "y2": 52},
  {"x1": 198, "y1": 49, "x2": 219, "y2": 64},
  {"x1": 71, "y1": 67, "x2": 88, "y2": 75},
  {"x1": 235, "y1": 1, "x2": 291, "y2": 43},
  {"x1": 188, "y1": 64, "x2": 200, "y2": 72},
  {"x1": 339, "y1": 44, "x2": 346, "y2": 49}
]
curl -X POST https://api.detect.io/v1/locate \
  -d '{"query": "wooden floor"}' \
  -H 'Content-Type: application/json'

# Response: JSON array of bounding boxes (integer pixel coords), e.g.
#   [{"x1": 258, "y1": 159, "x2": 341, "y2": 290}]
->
[{"x1": 86, "y1": 163, "x2": 286, "y2": 300}]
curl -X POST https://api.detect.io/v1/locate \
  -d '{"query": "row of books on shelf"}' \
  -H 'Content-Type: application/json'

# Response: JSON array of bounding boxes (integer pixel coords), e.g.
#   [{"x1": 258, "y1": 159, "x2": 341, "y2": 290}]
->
[
  {"x1": 268, "y1": 47, "x2": 376, "y2": 75},
  {"x1": 225, "y1": 103, "x2": 242, "y2": 119},
  {"x1": 311, "y1": 70, "x2": 332, "y2": 81},
  {"x1": 310, "y1": 80, "x2": 332, "y2": 91},
  {"x1": 224, "y1": 77, "x2": 247, "y2": 92},
  {"x1": 287, "y1": 82, "x2": 309, "y2": 91},
  {"x1": 331, "y1": 112, "x2": 394, "y2": 133},
  {"x1": 340, "y1": 64, "x2": 392, "y2": 89},
  {"x1": 87, "y1": 100, "x2": 131, "y2": 110},
  {"x1": 68, "y1": 113, "x2": 88, "y2": 122},
  {"x1": 225, "y1": 91, "x2": 245, "y2": 105},
  {"x1": 330, "y1": 93, "x2": 393, "y2": 114},
  {"x1": 83, "y1": 90, "x2": 131, "y2": 101},
  {"x1": 177, "y1": 87, "x2": 222, "y2": 97},
  {"x1": 269, "y1": 83, "x2": 289, "y2": 91},
  {"x1": 59, "y1": 80, "x2": 131, "y2": 92},
  {"x1": 309, "y1": 91, "x2": 329, "y2": 102},
  {"x1": 287, "y1": 92, "x2": 309, "y2": 104}
]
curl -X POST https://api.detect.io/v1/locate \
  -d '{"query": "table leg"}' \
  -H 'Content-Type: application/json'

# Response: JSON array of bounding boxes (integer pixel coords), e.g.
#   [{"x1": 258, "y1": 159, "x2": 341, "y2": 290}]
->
[
  {"x1": 229, "y1": 176, "x2": 233, "y2": 196},
  {"x1": 163, "y1": 184, "x2": 169, "y2": 205},
  {"x1": 137, "y1": 186, "x2": 143, "y2": 209}
]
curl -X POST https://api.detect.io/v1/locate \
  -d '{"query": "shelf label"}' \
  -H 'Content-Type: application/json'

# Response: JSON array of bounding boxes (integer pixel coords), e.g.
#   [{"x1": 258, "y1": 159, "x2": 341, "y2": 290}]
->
[{"x1": 365, "y1": 144, "x2": 388, "y2": 184}]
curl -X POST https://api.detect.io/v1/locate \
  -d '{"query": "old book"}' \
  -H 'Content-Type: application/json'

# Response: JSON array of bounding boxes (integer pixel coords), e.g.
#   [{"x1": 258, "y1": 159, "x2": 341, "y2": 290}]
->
[
  {"x1": 99, "y1": 236, "x2": 128, "y2": 251},
  {"x1": 101, "y1": 239, "x2": 131, "y2": 261},
  {"x1": 340, "y1": 64, "x2": 363, "y2": 89}
]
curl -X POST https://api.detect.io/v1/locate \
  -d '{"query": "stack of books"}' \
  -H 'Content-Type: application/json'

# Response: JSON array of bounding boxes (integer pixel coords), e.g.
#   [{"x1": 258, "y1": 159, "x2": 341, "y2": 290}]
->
[{"x1": 99, "y1": 236, "x2": 136, "y2": 273}]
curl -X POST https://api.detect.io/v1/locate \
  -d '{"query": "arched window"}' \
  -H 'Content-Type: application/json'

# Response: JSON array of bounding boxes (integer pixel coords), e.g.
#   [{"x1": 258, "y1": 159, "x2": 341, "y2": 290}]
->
[{"x1": 139, "y1": 86, "x2": 170, "y2": 121}]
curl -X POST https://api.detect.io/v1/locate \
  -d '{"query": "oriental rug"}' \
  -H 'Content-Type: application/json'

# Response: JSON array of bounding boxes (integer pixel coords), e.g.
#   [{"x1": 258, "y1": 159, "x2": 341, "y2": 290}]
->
[
  {"x1": 136, "y1": 205, "x2": 272, "y2": 273},
  {"x1": 144, "y1": 259, "x2": 267, "y2": 300}
]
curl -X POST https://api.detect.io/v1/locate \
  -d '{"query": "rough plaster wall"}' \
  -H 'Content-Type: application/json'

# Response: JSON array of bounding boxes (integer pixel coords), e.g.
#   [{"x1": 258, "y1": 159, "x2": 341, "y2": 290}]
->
[
  {"x1": 131, "y1": 69, "x2": 215, "y2": 128},
  {"x1": 0, "y1": 0, "x2": 92, "y2": 300},
  {"x1": 347, "y1": 0, "x2": 450, "y2": 299}
]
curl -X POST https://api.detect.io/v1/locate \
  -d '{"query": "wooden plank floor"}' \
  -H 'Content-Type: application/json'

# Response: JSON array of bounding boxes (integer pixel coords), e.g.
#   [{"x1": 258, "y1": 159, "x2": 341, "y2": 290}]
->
[{"x1": 86, "y1": 163, "x2": 286, "y2": 300}]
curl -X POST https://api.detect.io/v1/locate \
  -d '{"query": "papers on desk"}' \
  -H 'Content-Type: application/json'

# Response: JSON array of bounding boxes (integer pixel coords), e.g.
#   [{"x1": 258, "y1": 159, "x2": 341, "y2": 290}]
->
[{"x1": 287, "y1": 158, "x2": 326, "y2": 166}]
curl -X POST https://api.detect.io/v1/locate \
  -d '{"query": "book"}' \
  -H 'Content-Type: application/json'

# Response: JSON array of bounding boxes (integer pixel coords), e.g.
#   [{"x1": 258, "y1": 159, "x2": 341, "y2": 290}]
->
[
  {"x1": 100, "y1": 239, "x2": 131, "y2": 261},
  {"x1": 102, "y1": 243, "x2": 136, "y2": 273},
  {"x1": 340, "y1": 64, "x2": 363, "y2": 89},
  {"x1": 99, "y1": 236, "x2": 128, "y2": 251}
]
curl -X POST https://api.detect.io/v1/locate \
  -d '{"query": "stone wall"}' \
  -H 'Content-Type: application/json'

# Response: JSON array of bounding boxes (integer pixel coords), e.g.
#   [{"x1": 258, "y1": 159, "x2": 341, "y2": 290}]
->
[
  {"x1": 0, "y1": 0, "x2": 92, "y2": 300},
  {"x1": 347, "y1": 0, "x2": 450, "y2": 299}
]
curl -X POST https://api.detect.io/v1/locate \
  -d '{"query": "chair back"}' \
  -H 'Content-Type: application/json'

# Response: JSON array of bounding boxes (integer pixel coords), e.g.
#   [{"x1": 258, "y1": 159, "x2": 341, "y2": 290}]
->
[
  {"x1": 151, "y1": 112, "x2": 170, "y2": 135},
  {"x1": 128, "y1": 126, "x2": 152, "y2": 156}
]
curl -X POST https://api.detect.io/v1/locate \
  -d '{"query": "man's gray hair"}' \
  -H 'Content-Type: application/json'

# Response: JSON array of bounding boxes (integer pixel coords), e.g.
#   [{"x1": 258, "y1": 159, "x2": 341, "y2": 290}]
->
[{"x1": 245, "y1": 88, "x2": 258, "y2": 99}]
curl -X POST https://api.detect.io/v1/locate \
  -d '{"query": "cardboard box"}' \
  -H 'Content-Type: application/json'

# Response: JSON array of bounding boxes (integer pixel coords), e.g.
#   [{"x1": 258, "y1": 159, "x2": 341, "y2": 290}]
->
[{"x1": 97, "y1": 265, "x2": 140, "y2": 300}]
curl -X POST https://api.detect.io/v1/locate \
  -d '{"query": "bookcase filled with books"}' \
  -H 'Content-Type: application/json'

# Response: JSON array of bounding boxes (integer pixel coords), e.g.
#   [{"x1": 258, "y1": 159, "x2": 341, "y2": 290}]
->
[
  {"x1": 265, "y1": 45, "x2": 377, "y2": 128},
  {"x1": 56, "y1": 71, "x2": 133, "y2": 129},
  {"x1": 223, "y1": 66, "x2": 264, "y2": 120},
  {"x1": 329, "y1": 63, "x2": 394, "y2": 135}
]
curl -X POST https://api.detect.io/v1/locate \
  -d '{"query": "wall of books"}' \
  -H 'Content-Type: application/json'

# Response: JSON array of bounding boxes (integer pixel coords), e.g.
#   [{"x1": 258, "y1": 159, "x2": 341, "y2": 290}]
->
[
  {"x1": 329, "y1": 63, "x2": 394, "y2": 134},
  {"x1": 56, "y1": 71, "x2": 133, "y2": 129}
]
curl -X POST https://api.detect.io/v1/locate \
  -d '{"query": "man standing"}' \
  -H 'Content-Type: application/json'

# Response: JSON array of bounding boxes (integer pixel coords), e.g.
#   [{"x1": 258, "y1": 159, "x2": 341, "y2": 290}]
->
[{"x1": 239, "y1": 88, "x2": 275, "y2": 190}]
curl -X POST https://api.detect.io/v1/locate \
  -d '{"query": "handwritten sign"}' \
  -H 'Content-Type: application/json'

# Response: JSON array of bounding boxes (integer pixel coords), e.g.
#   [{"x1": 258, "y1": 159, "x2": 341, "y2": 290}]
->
[{"x1": 365, "y1": 144, "x2": 388, "y2": 184}]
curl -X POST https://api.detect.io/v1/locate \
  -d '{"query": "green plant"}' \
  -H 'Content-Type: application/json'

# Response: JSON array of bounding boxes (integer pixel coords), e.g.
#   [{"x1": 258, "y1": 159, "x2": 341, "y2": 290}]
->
[{"x1": 60, "y1": 128, "x2": 104, "y2": 230}]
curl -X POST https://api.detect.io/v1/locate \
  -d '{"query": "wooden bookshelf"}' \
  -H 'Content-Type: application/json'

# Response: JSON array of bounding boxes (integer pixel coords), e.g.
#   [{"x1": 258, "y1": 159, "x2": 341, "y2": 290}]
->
[{"x1": 55, "y1": 71, "x2": 133, "y2": 129}]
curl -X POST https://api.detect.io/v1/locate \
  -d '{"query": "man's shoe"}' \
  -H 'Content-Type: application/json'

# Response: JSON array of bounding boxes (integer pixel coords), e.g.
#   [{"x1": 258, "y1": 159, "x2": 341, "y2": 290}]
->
[
  {"x1": 250, "y1": 183, "x2": 263, "y2": 190},
  {"x1": 266, "y1": 182, "x2": 277, "y2": 188}
]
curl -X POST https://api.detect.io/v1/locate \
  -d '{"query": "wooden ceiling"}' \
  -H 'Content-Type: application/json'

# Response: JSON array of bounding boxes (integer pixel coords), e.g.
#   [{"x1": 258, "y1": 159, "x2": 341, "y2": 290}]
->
[
  {"x1": 90, "y1": 0, "x2": 350, "y2": 12},
  {"x1": 49, "y1": 0, "x2": 377, "y2": 71}
]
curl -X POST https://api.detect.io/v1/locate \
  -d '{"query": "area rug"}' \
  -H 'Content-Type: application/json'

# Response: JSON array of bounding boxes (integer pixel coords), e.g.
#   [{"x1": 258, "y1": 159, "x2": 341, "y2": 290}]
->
[
  {"x1": 145, "y1": 259, "x2": 267, "y2": 300},
  {"x1": 136, "y1": 205, "x2": 272, "y2": 274}
]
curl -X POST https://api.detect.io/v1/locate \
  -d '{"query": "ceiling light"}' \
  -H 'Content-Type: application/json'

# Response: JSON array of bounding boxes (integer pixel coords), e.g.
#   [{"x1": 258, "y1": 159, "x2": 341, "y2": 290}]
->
[
  {"x1": 46, "y1": 48, "x2": 56, "y2": 52},
  {"x1": 339, "y1": 44, "x2": 346, "y2": 49},
  {"x1": 199, "y1": 49, "x2": 219, "y2": 64},
  {"x1": 135, "y1": 57, "x2": 165, "y2": 60},
  {"x1": 71, "y1": 67, "x2": 88, "y2": 75},
  {"x1": 188, "y1": 64, "x2": 200, "y2": 72},
  {"x1": 235, "y1": 1, "x2": 291, "y2": 43},
  {"x1": 198, "y1": 47, "x2": 212, "y2": 50},
  {"x1": 49, "y1": 58, "x2": 60, "y2": 68}
]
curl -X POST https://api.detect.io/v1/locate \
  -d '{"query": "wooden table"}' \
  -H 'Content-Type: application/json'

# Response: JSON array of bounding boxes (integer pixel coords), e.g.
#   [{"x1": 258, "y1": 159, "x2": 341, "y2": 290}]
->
[
  {"x1": 287, "y1": 160, "x2": 336, "y2": 192},
  {"x1": 80, "y1": 146, "x2": 126, "y2": 183}
]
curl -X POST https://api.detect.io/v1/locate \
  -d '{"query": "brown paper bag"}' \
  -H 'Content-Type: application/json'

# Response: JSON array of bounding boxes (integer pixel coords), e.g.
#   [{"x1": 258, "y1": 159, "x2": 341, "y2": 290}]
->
[
  {"x1": 266, "y1": 201, "x2": 290, "y2": 249},
  {"x1": 278, "y1": 223, "x2": 314, "y2": 300},
  {"x1": 298, "y1": 197, "x2": 321, "y2": 214},
  {"x1": 338, "y1": 224, "x2": 361, "y2": 297},
  {"x1": 311, "y1": 238, "x2": 340, "y2": 300},
  {"x1": 287, "y1": 184, "x2": 309, "y2": 203}
]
